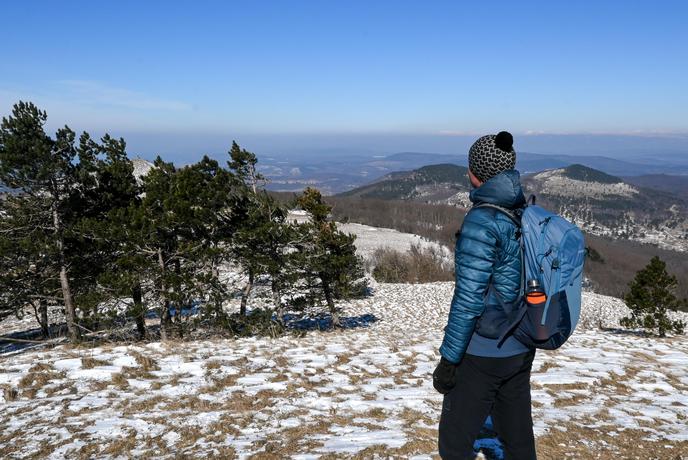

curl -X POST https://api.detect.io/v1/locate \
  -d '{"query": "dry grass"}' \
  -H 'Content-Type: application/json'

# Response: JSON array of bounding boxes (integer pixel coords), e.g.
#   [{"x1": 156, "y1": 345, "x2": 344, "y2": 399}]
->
[
  {"x1": 1, "y1": 385, "x2": 18, "y2": 402},
  {"x1": 159, "y1": 395, "x2": 221, "y2": 413},
  {"x1": 100, "y1": 428, "x2": 138, "y2": 456},
  {"x1": 81, "y1": 356, "x2": 109, "y2": 369},
  {"x1": 28, "y1": 362, "x2": 53, "y2": 373},
  {"x1": 399, "y1": 407, "x2": 435, "y2": 427},
  {"x1": 543, "y1": 382, "x2": 590, "y2": 392},
  {"x1": 220, "y1": 392, "x2": 256, "y2": 412},
  {"x1": 131, "y1": 351, "x2": 160, "y2": 371},
  {"x1": 18, "y1": 367, "x2": 66, "y2": 399},
  {"x1": 110, "y1": 372, "x2": 129, "y2": 389},
  {"x1": 204, "y1": 360, "x2": 222, "y2": 371},
  {"x1": 537, "y1": 360, "x2": 561, "y2": 373},
  {"x1": 365, "y1": 407, "x2": 386, "y2": 420},
  {"x1": 200, "y1": 373, "x2": 240, "y2": 393},
  {"x1": 272, "y1": 354, "x2": 290, "y2": 369},
  {"x1": 270, "y1": 372, "x2": 289, "y2": 383},
  {"x1": 551, "y1": 391, "x2": 588, "y2": 408},
  {"x1": 536, "y1": 421, "x2": 688, "y2": 459},
  {"x1": 119, "y1": 395, "x2": 166, "y2": 414},
  {"x1": 335, "y1": 353, "x2": 352, "y2": 366}
]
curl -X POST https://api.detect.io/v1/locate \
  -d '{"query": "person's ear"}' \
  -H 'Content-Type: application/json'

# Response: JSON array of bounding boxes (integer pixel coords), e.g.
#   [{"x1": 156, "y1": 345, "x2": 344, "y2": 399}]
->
[{"x1": 468, "y1": 170, "x2": 483, "y2": 188}]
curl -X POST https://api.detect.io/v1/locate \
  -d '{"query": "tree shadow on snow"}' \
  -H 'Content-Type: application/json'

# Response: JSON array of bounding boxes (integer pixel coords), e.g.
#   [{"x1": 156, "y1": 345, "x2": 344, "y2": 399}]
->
[
  {"x1": 281, "y1": 313, "x2": 379, "y2": 331},
  {"x1": 597, "y1": 326, "x2": 655, "y2": 338},
  {"x1": 0, "y1": 323, "x2": 67, "y2": 355}
]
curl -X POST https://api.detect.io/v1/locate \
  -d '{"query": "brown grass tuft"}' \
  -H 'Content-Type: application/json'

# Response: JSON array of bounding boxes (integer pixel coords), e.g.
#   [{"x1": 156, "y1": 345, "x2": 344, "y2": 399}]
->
[
  {"x1": 131, "y1": 351, "x2": 160, "y2": 371},
  {"x1": 81, "y1": 356, "x2": 109, "y2": 369}
]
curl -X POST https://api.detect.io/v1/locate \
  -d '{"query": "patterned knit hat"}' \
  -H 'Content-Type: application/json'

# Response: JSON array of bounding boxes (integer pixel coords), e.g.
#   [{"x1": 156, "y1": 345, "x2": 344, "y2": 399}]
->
[{"x1": 468, "y1": 131, "x2": 516, "y2": 183}]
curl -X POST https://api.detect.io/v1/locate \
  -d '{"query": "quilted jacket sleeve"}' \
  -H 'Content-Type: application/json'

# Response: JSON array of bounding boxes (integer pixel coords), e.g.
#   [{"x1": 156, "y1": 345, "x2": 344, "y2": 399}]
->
[{"x1": 439, "y1": 208, "x2": 499, "y2": 363}]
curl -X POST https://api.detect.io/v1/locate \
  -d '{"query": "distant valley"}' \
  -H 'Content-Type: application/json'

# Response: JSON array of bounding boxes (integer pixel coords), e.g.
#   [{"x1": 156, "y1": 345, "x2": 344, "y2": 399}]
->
[{"x1": 258, "y1": 150, "x2": 688, "y2": 195}]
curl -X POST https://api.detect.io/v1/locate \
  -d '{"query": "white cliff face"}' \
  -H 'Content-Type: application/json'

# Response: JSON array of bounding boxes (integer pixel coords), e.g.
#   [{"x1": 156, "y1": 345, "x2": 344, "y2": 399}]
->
[
  {"x1": 131, "y1": 158, "x2": 155, "y2": 183},
  {"x1": 533, "y1": 169, "x2": 639, "y2": 198},
  {"x1": 527, "y1": 169, "x2": 688, "y2": 252},
  {"x1": 445, "y1": 191, "x2": 472, "y2": 208}
]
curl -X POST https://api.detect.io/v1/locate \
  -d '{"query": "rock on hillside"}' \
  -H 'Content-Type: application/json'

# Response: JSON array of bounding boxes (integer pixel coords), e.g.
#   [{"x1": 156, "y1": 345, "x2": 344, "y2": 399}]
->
[
  {"x1": 523, "y1": 164, "x2": 688, "y2": 251},
  {"x1": 131, "y1": 158, "x2": 155, "y2": 183}
]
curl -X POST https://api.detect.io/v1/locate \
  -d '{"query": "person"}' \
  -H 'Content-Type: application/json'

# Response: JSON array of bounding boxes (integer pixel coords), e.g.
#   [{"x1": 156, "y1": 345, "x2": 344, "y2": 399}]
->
[{"x1": 433, "y1": 131, "x2": 537, "y2": 460}]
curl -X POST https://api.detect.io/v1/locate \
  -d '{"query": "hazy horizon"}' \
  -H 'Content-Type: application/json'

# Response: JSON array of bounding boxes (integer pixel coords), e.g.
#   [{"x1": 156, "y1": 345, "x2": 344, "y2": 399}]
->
[{"x1": 74, "y1": 130, "x2": 688, "y2": 166}]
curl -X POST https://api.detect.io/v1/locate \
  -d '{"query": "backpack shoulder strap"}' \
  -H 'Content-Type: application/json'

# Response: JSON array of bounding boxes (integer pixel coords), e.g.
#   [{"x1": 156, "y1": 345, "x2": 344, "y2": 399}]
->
[
  {"x1": 474, "y1": 203, "x2": 522, "y2": 227},
  {"x1": 474, "y1": 202, "x2": 526, "y2": 299}
]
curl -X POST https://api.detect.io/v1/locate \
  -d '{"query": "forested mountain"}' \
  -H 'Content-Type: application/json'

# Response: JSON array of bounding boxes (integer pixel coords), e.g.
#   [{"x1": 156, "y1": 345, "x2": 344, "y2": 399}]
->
[
  {"x1": 339, "y1": 163, "x2": 688, "y2": 252},
  {"x1": 338, "y1": 164, "x2": 471, "y2": 204}
]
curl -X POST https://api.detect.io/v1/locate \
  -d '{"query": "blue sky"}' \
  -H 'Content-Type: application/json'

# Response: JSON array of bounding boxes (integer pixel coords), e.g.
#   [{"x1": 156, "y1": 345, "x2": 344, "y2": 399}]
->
[{"x1": 2, "y1": 1, "x2": 688, "y2": 158}]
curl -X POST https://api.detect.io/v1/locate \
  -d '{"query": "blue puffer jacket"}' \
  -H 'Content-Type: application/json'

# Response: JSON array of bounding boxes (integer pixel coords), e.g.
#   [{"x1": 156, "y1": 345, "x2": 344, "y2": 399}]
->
[{"x1": 439, "y1": 170, "x2": 528, "y2": 364}]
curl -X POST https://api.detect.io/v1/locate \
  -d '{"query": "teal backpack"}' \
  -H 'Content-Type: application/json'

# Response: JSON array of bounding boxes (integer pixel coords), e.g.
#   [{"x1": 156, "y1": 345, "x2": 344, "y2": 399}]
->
[{"x1": 475, "y1": 197, "x2": 586, "y2": 350}]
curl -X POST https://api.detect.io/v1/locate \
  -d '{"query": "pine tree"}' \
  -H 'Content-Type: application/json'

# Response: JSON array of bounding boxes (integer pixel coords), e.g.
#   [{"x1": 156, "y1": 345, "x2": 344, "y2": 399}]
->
[
  {"x1": 233, "y1": 191, "x2": 297, "y2": 322},
  {"x1": 0, "y1": 108, "x2": 141, "y2": 340},
  {"x1": 228, "y1": 141, "x2": 264, "y2": 194},
  {"x1": 77, "y1": 134, "x2": 142, "y2": 337},
  {"x1": 0, "y1": 199, "x2": 58, "y2": 336},
  {"x1": 0, "y1": 102, "x2": 88, "y2": 341},
  {"x1": 112, "y1": 155, "x2": 244, "y2": 339},
  {"x1": 296, "y1": 187, "x2": 366, "y2": 327},
  {"x1": 621, "y1": 256, "x2": 686, "y2": 337},
  {"x1": 228, "y1": 141, "x2": 268, "y2": 314}
]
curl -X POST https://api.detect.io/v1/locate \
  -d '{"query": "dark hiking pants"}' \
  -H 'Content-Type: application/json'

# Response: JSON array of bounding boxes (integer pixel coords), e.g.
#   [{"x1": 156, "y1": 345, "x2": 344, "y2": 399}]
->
[{"x1": 438, "y1": 350, "x2": 537, "y2": 460}]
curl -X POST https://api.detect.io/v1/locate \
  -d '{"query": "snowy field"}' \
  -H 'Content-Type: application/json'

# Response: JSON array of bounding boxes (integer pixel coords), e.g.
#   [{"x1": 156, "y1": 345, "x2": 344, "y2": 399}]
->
[
  {"x1": 1, "y1": 282, "x2": 687, "y2": 459},
  {"x1": 289, "y1": 211, "x2": 452, "y2": 263}
]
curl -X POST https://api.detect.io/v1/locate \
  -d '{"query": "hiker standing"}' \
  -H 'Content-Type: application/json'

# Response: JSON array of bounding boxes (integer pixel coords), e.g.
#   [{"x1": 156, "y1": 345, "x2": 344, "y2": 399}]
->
[{"x1": 433, "y1": 132, "x2": 537, "y2": 460}]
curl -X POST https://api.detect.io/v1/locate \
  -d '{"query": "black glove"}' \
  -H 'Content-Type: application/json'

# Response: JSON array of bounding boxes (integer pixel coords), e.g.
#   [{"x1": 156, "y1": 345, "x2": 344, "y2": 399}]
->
[{"x1": 433, "y1": 356, "x2": 458, "y2": 394}]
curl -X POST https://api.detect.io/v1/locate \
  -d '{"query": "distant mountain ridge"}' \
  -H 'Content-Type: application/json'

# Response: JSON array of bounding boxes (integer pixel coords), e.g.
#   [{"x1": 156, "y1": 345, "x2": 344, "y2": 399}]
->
[
  {"x1": 623, "y1": 174, "x2": 688, "y2": 202},
  {"x1": 522, "y1": 164, "x2": 687, "y2": 251},
  {"x1": 340, "y1": 162, "x2": 688, "y2": 252},
  {"x1": 261, "y1": 149, "x2": 688, "y2": 195},
  {"x1": 339, "y1": 163, "x2": 471, "y2": 204}
]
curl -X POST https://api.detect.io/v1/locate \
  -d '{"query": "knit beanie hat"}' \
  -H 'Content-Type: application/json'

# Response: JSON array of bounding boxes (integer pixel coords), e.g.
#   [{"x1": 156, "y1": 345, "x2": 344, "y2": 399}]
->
[{"x1": 468, "y1": 131, "x2": 516, "y2": 183}]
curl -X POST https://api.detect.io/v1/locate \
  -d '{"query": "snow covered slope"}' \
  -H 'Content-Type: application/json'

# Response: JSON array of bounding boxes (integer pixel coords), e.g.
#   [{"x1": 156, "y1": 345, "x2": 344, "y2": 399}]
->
[
  {"x1": 289, "y1": 211, "x2": 453, "y2": 263},
  {"x1": 1, "y1": 284, "x2": 686, "y2": 459}
]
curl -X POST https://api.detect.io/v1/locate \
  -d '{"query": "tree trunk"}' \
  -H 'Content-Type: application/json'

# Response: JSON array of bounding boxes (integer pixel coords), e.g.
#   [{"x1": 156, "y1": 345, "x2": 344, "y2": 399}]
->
[
  {"x1": 321, "y1": 275, "x2": 339, "y2": 328},
  {"x1": 173, "y1": 258, "x2": 183, "y2": 338},
  {"x1": 53, "y1": 207, "x2": 79, "y2": 342},
  {"x1": 241, "y1": 269, "x2": 254, "y2": 316},
  {"x1": 271, "y1": 278, "x2": 284, "y2": 324},
  {"x1": 31, "y1": 300, "x2": 50, "y2": 338},
  {"x1": 40, "y1": 300, "x2": 49, "y2": 338},
  {"x1": 158, "y1": 249, "x2": 171, "y2": 340},
  {"x1": 132, "y1": 282, "x2": 146, "y2": 340},
  {"x1": 211, "y1": 255, "x2": 223, "y2": 317}
]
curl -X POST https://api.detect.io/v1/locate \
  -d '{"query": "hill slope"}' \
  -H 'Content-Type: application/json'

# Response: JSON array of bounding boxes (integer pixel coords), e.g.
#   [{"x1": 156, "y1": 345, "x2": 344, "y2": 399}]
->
[
  {"x1": 523, "y1": 164, "x2": 688, "y2": 251},
  {"x1": 339, "y1": 163, "x2": 471, "y2": 204},
  {"x1": 340, "y1": 162, "x2": 688, "y2": 251},
  {"x1": 623, "y1": 174, "x2": 688, "y2": 202}
]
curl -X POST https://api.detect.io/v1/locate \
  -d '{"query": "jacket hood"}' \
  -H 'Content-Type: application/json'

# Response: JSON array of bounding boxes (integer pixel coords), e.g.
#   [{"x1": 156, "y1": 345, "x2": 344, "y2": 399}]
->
[{"x1": 469, "y1": 169, "x2": 526, "y2": 209}]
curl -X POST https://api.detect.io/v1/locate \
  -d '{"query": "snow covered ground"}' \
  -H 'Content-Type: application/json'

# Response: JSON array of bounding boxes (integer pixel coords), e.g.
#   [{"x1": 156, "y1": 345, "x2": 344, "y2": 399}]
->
[
  {"x1": 289, "y1": 210, "x2": 453, "y2": 266},
  {"x1": 1, "y1": 283, "x2": 687, "y2": 459}
]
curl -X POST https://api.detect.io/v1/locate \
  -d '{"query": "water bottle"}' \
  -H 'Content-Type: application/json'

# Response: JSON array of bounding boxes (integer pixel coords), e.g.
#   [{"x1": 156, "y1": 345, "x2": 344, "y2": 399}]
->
[{"x1": 525, "y1": 279, "x2": 547, "y2": 305}]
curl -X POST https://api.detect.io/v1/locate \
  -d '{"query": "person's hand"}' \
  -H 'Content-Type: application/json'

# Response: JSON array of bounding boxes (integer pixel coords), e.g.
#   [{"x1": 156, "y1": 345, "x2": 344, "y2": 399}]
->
[{"x1": 432, "y1": 356, "x2": 458, "y2": 394}]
